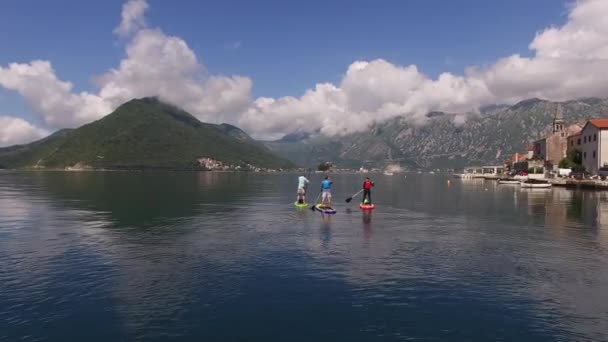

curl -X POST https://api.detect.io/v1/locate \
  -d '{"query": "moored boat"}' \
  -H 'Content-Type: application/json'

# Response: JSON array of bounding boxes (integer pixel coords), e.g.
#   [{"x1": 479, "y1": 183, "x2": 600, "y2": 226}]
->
[
  {"x1": 520, "y1": 179, "x2": 552, "y2": 188},
  {"x1": 498, "y1": 178, "x2": 520, "y2": 185}
]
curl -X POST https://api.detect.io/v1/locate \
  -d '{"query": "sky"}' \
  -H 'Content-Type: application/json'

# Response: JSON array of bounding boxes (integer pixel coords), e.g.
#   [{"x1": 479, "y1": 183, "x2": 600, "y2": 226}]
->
[{"x1": 0, "y1": 0, "x2": 607, "y2": 146}]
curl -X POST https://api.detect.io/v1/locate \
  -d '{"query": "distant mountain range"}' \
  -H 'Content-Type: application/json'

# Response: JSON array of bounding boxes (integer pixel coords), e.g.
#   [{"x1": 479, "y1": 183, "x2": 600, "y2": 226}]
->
[
  {"x1": 264, "y1": 98, "x2": 608, "y2": 169},
  {"x1": 3, "y1": 96, "x2": 608, "y2": 171},
  {"x1": 0, "y1": 98, "x2": 294, "y2": 170}
]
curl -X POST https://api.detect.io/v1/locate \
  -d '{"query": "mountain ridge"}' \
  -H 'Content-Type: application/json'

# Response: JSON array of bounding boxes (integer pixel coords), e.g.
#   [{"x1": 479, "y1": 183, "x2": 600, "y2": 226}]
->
[
  {"x1": 265, "y1": 97, "x2": 608, "y2": 169},
  {"x1": 0, "y1": 97, "x2": 294, "y2": 170}
]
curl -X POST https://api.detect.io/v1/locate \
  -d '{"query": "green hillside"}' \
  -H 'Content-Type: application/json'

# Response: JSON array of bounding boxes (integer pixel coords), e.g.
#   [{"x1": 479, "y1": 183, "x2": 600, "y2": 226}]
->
[{"x1": 0, "y1": 97, "x2": 294, "y2": 170}]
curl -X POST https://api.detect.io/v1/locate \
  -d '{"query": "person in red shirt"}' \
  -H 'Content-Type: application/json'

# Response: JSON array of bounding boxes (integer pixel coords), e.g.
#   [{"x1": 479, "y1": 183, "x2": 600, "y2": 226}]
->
[{"x1": 362, "y1": 177, "x2": 374, "y2": 204}]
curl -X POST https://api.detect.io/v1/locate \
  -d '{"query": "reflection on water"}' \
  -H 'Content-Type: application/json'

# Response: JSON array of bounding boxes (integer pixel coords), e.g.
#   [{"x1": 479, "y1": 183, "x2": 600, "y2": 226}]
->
[{"x1": 1, "y1": 172, "x2": 608, "y2": 341}]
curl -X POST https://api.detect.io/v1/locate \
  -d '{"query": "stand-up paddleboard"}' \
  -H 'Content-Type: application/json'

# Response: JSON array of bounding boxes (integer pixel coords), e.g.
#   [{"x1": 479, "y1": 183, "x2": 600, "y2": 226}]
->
[
  {"x1": 315, "y1": 204, "x2": 337, "y2": 214},
  {"x1": 294, "y1": 202, "x2": 308, "y2": 208},
  {"x1": 359, "y1": 203, "x2": 375, "y2": 210}
]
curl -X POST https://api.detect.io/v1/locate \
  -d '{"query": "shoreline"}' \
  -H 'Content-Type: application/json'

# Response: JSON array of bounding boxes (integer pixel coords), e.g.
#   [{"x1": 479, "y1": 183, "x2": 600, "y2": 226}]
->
[
  {"x1": 548, "y1": 178, "x2": 608, "y2": 190},
  {"x1": 477, "y1": 174, "x2": 608, "y2": 190}
]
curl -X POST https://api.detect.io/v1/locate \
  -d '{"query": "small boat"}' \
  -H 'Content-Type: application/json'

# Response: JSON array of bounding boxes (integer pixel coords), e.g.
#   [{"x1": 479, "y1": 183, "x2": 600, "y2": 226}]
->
[
  {"x1": 383, "y1": 171, "x2": 394, "y2": 176},
  {"x1": 315, "y1": 204, "x2": 337, "y2": 214},
  {"x1": 498, "y1": 179, "x2": 519, "y2": 185},
  {"x1": 429, "y1": 171, "x2": 435, "y2": 174},
  {"x1": 359, "y1": 203, "x2": 375, "y2": 210},
  {"x1": 294, "y1": 201, "x2": 308, "y2": 208},
  {"x1": 520, "y1": 180, "x2": 552, "y2": 188}
]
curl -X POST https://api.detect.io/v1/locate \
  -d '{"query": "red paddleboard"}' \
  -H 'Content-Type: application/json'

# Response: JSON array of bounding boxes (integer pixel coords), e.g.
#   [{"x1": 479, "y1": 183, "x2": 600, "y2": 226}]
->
[{"x1": 359, "y1": 203, "x2": 375, "y2": 210}]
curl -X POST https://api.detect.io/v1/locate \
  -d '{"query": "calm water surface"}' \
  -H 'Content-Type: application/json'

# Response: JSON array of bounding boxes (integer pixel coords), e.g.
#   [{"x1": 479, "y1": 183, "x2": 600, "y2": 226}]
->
[{"x1": 1, "y1": 172, "x2": 608, "y2": 341}]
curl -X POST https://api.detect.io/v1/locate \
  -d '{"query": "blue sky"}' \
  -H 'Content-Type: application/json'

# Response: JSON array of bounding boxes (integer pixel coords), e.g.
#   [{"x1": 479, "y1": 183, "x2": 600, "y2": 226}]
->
[
  {"x1": 3, "y1": 0, "x2": 606, "y2": 144},
  {"x1": 1, "y1": 0, "x2": 567, "y2": 99}
]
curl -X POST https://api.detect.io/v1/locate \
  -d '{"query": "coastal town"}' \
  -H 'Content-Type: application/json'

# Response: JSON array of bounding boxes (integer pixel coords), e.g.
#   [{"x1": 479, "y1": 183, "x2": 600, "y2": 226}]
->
[{"x1": 456, "y1": 105, "x2": 608, "y2": 189}]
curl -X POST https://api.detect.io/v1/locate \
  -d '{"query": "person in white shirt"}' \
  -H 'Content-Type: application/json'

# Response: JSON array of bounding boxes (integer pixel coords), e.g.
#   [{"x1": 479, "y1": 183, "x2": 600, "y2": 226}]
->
[{"x1": 296, "y1": 175, "x2": 309, "y2": 204}]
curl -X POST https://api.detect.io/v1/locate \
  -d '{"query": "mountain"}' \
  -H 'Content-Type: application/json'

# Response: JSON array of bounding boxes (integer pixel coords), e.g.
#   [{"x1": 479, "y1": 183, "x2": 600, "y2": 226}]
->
[
  {"x1": 275, "y1": 131, "x2": 312, "y2": 143},
  {"x1": 265, "y1": 98, "x2": 608, "y2": 169},
  {"x1": 216, "y1": 123, "x2": 257, "y2": 143},
  {"x1": 0, "y1": 97, "x2": 294, "y2": 170}
]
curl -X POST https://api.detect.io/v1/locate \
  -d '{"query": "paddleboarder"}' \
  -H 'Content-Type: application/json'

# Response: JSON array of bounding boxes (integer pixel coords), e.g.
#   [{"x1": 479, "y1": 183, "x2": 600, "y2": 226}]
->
[
  {"x1": 320, "y1": 176, "x2": 333, "y2": 207},
  {"x1": 362, "y1": 177, "x2": 374, "y2": 204},
  {"x1": 297, "y1": 175, "x2": 309, "y2": 204}
]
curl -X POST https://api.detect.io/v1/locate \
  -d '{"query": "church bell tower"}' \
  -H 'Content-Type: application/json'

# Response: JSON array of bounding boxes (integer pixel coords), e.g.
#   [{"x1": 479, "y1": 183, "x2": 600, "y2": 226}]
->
[{"x1": 552, "y1": 103, "x2": 565, "y2": 133}]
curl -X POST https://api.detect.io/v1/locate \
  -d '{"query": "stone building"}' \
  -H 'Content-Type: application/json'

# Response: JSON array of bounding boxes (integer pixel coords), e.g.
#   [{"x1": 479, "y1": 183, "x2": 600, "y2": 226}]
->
[{"x1": 533, "y1": 105, "x2": 582, "y2": 169}]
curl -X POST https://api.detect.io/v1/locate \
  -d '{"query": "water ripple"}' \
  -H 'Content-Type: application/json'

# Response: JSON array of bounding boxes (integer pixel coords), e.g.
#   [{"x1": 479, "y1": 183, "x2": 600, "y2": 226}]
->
[{"x1": 1, "y1": 172, "x2": 608, "y2": 341}]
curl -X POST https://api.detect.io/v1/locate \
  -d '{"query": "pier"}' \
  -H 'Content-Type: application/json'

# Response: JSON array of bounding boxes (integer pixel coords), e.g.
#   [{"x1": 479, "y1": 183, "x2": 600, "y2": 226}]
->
[{"x1": 548, "y1": 178, "x2": 608, "y2": 190}]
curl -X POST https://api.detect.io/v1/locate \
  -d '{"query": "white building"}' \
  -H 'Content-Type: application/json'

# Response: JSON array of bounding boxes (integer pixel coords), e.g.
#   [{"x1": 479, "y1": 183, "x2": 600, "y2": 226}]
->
[{"x1": 581, "y1": 119, "x2": 608, "y2": 175}]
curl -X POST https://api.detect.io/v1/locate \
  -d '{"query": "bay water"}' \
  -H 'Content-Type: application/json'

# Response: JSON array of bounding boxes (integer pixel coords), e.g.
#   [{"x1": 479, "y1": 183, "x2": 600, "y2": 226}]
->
[{"x1": 1, "y1": 172, "x2": 607, "y2": 341}]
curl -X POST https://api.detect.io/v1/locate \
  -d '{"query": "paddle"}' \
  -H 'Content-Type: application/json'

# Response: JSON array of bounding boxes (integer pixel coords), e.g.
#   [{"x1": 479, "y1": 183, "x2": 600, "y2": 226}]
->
[
  {"x1": 345, "y1": 189, "x2": 364, "y2": 203},
  {"x1": 310, "y1": 191, "x2": 322, "y2": 211}
]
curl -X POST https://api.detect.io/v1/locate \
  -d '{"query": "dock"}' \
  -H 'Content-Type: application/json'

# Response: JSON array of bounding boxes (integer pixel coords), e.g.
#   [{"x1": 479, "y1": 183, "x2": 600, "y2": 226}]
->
[
  {"x1": 549, "y1": 178, "x2": 608, "y2": 190},
  {"x1": 453, "y1": 165, "x2": 505, "y2": 179}
]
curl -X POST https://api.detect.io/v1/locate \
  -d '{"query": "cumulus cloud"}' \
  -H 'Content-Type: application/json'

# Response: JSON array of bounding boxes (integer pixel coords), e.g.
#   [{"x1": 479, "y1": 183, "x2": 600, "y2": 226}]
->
[
  {"x1": 2, "y1": 0, "x2": 608, "y2": 145},
  {"x1": 0, "y1": 0, "x2": 251, "y2": 142},
  {"x1": 114, "y1": 0, "x2": 149, "y2": 37},
  {"x1": 97, "y1": 28, "x2": 252, "y2": 124},
  {"x1": 239, "y1": 59, "x2": 492, "y2": 139},
  {"x1": 0, "y1": 116, "x2": 49, "y2": 147},
  {"x1": 0, "y1": 61, "x2": 112, "y2": 128},
  {"x1": 240, "y1": 0, "x2": 608, "y2": 138}
]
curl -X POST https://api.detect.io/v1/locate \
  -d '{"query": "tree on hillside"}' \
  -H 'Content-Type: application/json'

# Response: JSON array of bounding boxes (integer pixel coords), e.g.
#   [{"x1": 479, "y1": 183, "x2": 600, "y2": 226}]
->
[{"x1": 559, "y1": 149, "x2": 582, "y2": 169}]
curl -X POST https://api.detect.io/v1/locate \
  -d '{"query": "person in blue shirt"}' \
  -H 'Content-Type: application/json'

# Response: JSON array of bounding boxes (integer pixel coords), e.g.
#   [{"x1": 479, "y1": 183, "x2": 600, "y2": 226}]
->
[{"x1": 320, "y1": 176, "x2": 333, "y2": 207}]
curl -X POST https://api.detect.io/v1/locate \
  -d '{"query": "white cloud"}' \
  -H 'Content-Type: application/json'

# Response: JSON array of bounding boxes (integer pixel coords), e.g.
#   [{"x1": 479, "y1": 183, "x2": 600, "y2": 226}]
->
[
  {"x1": 0, "y1": 0, "x2": 251, "y2": 143},
  {"x1": 97, "y1": 28, "x2": 252, "y2": 124},
  {"x1": 0, "y1": 116, "x2": 48, "y2": 147},
  {"x1": 240, "y1": 83, "x2": 349, "y2": 140},
  {"x1": 0, "y1": 61, "x2": 112, "y2": 128},
  {"x1": 238, "y1": 59, "x2": 492, "y2": 139},
  {"x1": 240, "y1": 0, "x2": 608, "y2": 139},
  {"x1": 2, "y1": 0, "x2": 608, "y2": 145},
  {"x1": 114, "y1": 0, "x2": 149, "y2": 37}
]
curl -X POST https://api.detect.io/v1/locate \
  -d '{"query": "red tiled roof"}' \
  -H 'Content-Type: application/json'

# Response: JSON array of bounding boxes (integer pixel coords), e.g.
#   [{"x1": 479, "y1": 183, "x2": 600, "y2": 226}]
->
[{"x1": 589, "y1": 119, "x2": 608, "y2": 129}]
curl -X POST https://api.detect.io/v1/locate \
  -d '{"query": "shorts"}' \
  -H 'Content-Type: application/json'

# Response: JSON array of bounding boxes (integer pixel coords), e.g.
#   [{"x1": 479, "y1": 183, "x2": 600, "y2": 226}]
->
[
  {"x1": 297, "y1": 187, "x2": 305, "y2": 195},
  {"x1": 322, "y1": 190, "x2": 331, "y2": 200}
]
